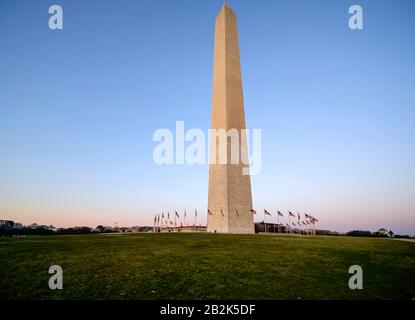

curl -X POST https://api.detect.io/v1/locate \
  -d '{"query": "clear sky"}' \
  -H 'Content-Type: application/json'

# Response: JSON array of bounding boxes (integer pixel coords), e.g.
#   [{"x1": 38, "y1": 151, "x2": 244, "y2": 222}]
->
[{"x1": 0, "y1": 0, "x2": 414, "y2": 234}]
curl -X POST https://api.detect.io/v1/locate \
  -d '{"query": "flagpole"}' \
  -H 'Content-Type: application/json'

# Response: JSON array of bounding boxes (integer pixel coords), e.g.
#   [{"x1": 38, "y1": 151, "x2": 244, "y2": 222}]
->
[
  {"x1": 277, "y1": 211, "x2": 280, "y2": 234},
  {"x1": 273, "y1": 212, "x2": 276, "y2": 234},
  {"x1": 312, "y1": 215, "x2": 315, "y2": 236},
  {"x1": 312, "y1": 217, "x2": 314, "y2": 236},
  {"x1": 264, "y1": 210, "x2": 267, "y2": 234},
  {"x1": 310, "y1": 215, "x2": 313, "y2": 236}
]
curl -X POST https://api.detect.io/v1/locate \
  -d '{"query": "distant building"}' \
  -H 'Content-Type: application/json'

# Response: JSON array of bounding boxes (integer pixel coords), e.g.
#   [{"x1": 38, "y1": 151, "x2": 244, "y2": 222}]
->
[
  {"x1": 0, "y1": 220, "x2": 14, "y2": 229},
  {"x1": 0, "y1": 220, "x2": 23, "y2": 230},
  {"x1": 158, "y1": 225, "x2": 207, "y2": 233},
  {"x1": 254, "y1": 222, "x2": 287, "y2": 234},
  {"x1": 28, "y1": 223, "x2": 58, "y2": 231},
  {"x1": 377, "y1": 228, "x2": 393, "y2": 237}
]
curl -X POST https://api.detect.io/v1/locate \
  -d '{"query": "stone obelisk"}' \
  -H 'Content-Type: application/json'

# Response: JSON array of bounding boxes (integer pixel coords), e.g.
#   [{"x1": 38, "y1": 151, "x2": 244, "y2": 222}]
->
[{"x1": 207, "y1": 4, "x2": 254, "y2": 233}]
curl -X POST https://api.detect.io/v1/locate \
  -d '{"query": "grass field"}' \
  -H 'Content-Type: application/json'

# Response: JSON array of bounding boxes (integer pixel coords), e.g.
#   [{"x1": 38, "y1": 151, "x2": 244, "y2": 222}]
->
[{"x1": 1, "y1": 233, "x2": 414, "y2": 300}]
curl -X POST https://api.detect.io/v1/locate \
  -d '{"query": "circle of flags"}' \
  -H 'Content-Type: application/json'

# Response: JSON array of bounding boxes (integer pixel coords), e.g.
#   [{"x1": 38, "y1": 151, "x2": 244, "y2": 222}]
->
[{"x1": 152, "y1": 208, "x2": 319, "y2": 235}]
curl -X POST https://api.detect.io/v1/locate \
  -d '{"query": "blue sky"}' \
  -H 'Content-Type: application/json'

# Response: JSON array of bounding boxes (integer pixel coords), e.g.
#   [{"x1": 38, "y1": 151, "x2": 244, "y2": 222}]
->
[{"x1": 0, "y1": 0, "x2": 414, "y2": 234}]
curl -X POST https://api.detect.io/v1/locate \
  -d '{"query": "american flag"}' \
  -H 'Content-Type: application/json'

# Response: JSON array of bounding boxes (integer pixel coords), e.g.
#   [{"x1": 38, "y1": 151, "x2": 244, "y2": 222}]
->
[
  {"x1": 264, "y1": 209, "x2": 271, "y2": 216},
  {"x1": 250, "y1": 209, "x2": 257, "y2": 215},
  {"x1": 278, "y1": 211, "x2": 284, "y2": 217},
  {"x1": 175, "y1": 211, "x2": 180, "y2": 218},
  {"x1": 289, "y1": 211, "x2": 295, "y2": 218}
]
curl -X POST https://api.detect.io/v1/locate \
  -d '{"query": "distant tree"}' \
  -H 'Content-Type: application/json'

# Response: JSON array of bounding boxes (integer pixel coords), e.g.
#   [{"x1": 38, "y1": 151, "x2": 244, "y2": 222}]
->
[
  {"x1": 394, "y1": 234, "x2": 410, "y2": 239},
  {"x1": 316, "y1": 230, "x2": 340, "y2": 236},
  {"x1": 347, "y1": 230, "x2": 373, "y2": 237}
]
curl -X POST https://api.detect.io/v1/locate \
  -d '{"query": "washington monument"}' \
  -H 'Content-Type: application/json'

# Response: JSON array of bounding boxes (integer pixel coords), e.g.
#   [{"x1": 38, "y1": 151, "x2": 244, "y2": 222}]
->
[{"x1": 207, "y1": 4, "x2": 254, "y2": 234}]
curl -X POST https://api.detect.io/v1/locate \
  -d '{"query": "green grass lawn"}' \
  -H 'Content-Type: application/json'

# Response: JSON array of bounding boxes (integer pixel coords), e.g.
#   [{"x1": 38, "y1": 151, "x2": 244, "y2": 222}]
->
[{"x1": 1, "y1": 233, "x2": 414, "y2": 300}]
